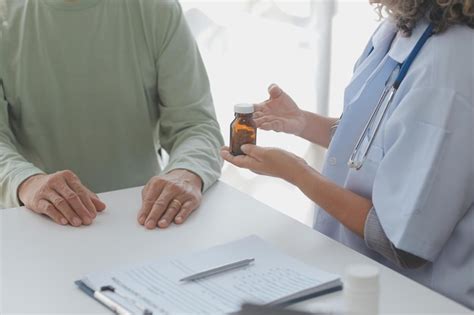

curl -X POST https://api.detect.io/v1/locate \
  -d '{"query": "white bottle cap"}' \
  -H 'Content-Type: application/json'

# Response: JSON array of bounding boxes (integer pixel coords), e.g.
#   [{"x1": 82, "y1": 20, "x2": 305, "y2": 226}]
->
[
  {"x1": 234, "y1": 103, "x2": 254, "y2": 114},
  {"x1": 344, "y1": 264, "x2": 379, "y2": 290}
]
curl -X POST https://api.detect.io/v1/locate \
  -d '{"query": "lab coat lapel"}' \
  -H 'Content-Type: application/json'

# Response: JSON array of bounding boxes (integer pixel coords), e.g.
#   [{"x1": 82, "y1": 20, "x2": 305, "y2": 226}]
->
[
  {"x1": 321, "y1": 56, "x2": 399, "y2": 187},
  {"x1": 344, "y1": 21, "x2": 397, "y2": 106}
]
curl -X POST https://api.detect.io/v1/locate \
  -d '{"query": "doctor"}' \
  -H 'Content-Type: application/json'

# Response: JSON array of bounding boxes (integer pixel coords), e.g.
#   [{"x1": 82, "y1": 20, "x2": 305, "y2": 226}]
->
[{"x1": 221, "y1": 0, "x2": 474, "y2": 309}]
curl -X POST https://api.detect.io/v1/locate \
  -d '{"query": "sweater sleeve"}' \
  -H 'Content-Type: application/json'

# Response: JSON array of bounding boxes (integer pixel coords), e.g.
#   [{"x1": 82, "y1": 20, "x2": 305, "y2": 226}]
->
[
  {"x1": 0, "y1": 80, "x2": 44, "y2": 208},
  {"x1": 153, "y1": 1, "x2": 224, "y2": 191}
]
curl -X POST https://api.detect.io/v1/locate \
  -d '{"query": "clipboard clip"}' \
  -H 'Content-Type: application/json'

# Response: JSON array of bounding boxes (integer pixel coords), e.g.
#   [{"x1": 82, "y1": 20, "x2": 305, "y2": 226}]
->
[{"x1": 99, "y1": 285, "x2": 153, "y2": 315}]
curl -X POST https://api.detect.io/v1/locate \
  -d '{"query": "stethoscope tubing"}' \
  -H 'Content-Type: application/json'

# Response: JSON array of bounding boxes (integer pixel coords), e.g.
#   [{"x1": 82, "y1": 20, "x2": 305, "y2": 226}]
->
[{"x1": 348, "y1": 23, "x2": 435, "y2": 170}]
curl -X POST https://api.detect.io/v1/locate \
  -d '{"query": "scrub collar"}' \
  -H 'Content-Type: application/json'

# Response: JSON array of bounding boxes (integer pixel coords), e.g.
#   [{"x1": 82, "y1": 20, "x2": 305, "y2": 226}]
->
[
  {"x1": 43, "y1": 0, "x2": 101, "y2": 11},
  {"x1": 388, "y1": 19, "x2": 431, "y2": 64}
]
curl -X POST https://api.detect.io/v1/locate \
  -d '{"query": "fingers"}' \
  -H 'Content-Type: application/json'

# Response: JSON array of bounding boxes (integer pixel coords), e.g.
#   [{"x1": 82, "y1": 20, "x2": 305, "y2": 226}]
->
[
  {"x1": 221, "y1": 144, "x2": 263, "y2": 160},
  {"x1": 86, "y1": 190, "x2": 107, "y2": 212},
  {"x1": 220, "y1": 147, "x2": 239, "y2": 163},
  {"x1": 21, "y1": 170, "x2": 104, "y2": 227},
  {"x1": 253, "y1": 84, "x2": 284, "y2": 117},
  {"x1": 38, "y1": 199, "x2": 68, "y2": 226},
  {"x1": 91, "y1": 196, "x2": 107, "y2": 212},
  {"x1": 254, "y1": 100, "x2": 275, "y2": 116},
  {"x1": 175, "y1": 200, "x2": 199, "y2": 224},
  {"x1": 158, "y1": 199, "x2": 184, "y2": 228},
  {"x1": 47, "y1": 190, "x2": 85, "y2": 226},
  {"x1": 252, "y1": 111, "x2": 264, "y2": 119},
  {"x1": 220, "y1": 148, "x2": 259, "y2": 169},
  {"x1": 240, "y1": 144, "x2": 264, "y2": 160},
  {"x1": 137, "y1": 180, "x2": 166, "y2": 225},
  {"x1": 144, "y1": 188, "x2": 176, "y2": 229},
  {"x1": 63, "y1": 172, "x2": 97, "y2": 218},
  {"x1": 253, "y1": 102, "x2": 267, "y2": 113},
  {"x1": 254, "y1": 115, "x2": 284, "y2": 132},
  {"x1": 52, "y1": 181, "x2": 94, "y2": 223},
  {"x1": 260, "y1": 121, "x2": 284, "y2": 132},
  {"x1": 138, "y1": 172, "x2": 202, "y2": 229},
  {"x1": 268, "y1": 83, "x2": 283, "y2": 99},
  {"x1": 150, "y1": 198, "x2": 199, "y2": 228}
]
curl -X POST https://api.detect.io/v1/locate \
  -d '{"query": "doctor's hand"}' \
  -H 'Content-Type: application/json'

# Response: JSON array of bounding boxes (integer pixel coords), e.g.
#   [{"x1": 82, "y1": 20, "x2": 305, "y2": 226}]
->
[
  {"x1": 18, "y1": 171, "x2": 106, "y2": 227},
  {"x1": 137, "y1": 169, "x2": 202, "y2": 229},
  {"x1": 254, "y1": 84, "x2": 307, "y2": 136},
  {"x1": 220, "y1": 145, "x2": 308, "y2": 184}
]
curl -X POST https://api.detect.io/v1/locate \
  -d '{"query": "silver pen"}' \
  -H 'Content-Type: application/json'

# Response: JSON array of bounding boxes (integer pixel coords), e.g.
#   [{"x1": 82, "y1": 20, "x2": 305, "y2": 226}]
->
[{"x1": 180, "y1": 258, "x2": 255, "y2": 282}]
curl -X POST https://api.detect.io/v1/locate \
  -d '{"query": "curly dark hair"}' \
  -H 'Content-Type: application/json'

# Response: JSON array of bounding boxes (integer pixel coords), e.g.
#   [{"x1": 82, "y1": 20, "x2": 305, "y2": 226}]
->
[{"x1": 373, "y1": 0, "x2": 474, "y2": 35}]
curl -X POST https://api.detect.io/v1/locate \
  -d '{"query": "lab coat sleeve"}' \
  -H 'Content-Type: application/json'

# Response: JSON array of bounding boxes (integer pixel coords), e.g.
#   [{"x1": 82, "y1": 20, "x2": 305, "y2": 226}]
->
[
  {"x1": 0, "y1": 81, "x2": 44, "y2": 208},
  {"x1": 152, "y1": 1, "x2": 224, "y2": 191},
  {"x1": 372, "y1": 87, "x2": 473, "y2": 262}
]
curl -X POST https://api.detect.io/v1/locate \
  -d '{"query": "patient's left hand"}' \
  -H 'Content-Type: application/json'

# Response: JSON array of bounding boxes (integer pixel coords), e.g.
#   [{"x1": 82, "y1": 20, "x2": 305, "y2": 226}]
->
[
  {"x1": 137, "y1": 169, "x2": 203, "y2": 229},
  {"x1": 220, "y1": 145, "x2": 308, "y2": 184}
]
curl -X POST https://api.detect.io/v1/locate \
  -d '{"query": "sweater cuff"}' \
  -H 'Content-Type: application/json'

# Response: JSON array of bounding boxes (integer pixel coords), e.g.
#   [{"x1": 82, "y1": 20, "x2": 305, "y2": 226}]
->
[
  {"x1": 162, "y1": 162, "x2": 220, "y2": 192},
  {"x1": 8, "y1": 167, "x2": 45, "y2": 208}
]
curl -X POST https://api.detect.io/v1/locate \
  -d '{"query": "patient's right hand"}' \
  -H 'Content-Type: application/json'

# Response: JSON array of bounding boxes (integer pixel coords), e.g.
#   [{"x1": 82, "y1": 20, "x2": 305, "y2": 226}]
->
[
  {"x1": 253, "y1": 84, "x2": 307, "y2": 136},
  {"x1": 18, "y1": 171, "x2": 106, "y2": 227}
]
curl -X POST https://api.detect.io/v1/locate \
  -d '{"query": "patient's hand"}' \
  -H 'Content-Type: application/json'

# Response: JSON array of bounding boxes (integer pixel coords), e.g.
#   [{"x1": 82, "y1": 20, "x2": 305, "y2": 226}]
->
[
  {"x1": 137, "y1": 169, "x2": 203, "y2": 229},
  {"x1": 18, "y1": 171, "x2": 106, "y2": 226},
  {"x1": 253, "y1": 84, "x2": 307, "y2": 136}
]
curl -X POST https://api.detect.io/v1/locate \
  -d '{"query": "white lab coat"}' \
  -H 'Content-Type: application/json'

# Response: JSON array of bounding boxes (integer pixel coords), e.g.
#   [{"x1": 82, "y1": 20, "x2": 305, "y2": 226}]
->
[{"x1": 314, "y1": 19, "x2": 474, "y2": 308}]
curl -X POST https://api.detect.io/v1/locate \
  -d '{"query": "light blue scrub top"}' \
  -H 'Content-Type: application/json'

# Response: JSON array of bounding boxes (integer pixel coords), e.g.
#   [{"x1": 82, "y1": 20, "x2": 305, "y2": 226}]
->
[{"x1": 314, "y1": 19, "x2": 474, "y2": 309}]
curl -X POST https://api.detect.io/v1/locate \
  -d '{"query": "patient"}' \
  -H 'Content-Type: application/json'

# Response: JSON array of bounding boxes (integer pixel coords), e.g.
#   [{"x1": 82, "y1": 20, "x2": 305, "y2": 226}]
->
[{"x1": 0, "y1": 0, "x2": 223, "y2": 228}]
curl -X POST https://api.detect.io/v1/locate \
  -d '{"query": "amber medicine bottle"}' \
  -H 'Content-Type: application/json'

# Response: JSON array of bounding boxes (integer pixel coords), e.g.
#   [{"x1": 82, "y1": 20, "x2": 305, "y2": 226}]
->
[{"x1": 230, "y1": 104, "x2": 257, "y2": 156}]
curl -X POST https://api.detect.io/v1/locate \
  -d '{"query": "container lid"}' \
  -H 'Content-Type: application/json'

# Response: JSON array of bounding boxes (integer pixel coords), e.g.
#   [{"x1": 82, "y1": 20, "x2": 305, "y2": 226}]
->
[
  {"x1": 344, "y1": 264, "x2": 379, "y2": 290},
  {"x1": 234, "y1": 103, "x2": 254, "y2": 114}
]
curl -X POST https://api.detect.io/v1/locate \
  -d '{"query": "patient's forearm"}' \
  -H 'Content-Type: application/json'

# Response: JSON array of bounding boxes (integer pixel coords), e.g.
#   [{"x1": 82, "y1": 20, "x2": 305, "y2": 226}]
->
[{"x1": 299, "y1": 111, "x2": 338, "y2": 149}]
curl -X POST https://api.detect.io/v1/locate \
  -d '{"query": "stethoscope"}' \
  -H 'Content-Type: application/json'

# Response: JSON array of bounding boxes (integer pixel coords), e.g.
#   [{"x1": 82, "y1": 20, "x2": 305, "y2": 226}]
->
[{"x1": 348, "y1": 24, "x2": 435, "y2": 170}]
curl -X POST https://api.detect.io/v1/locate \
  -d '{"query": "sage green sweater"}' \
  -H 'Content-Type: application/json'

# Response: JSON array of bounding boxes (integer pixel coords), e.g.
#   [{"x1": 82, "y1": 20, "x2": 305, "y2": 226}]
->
[{"x1": 0, "y1": 0, "x2": 223, "y2": 208}]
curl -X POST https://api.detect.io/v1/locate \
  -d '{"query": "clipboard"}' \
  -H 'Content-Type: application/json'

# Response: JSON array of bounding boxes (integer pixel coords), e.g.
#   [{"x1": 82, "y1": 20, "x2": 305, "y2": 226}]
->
[
  {"x1": 75, "y1": 235, "x2": 342, "y2": 314},
  {"x1": 76, "y1": 279, "x2": 342, "y2": 315}
]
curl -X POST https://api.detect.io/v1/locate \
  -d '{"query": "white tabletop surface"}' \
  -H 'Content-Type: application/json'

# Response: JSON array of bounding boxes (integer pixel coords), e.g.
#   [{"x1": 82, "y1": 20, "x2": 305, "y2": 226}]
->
[{"x1": 0, "y1": 181, "x2": 470, "y2": 314}]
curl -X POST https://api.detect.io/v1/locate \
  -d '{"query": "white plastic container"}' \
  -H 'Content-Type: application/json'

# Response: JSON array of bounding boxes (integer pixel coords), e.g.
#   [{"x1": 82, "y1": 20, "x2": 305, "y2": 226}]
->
[{"x1": 343, "y1": 264, "x2": 380, "y2": 315}]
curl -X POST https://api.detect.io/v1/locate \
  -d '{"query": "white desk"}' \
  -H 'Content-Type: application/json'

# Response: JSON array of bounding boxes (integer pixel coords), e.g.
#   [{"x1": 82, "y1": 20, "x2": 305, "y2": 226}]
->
[{"x1": 0, "y1": 182, "x2": 470, "y2": 314}]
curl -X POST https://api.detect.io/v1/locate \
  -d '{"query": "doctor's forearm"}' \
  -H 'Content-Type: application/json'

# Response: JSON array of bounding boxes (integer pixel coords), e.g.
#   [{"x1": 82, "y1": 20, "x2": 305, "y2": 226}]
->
[
  {"x1": 293, "y1": 164, "x2": 372, "y2": 238},
  {"x1": 299, "y1": 111, "x2": 338, "y2": 149}
]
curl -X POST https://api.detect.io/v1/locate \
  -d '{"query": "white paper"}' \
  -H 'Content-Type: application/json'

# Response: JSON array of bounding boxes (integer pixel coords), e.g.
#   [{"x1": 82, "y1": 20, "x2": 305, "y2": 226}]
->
[{"x1": 81, "y1": 235, "x2": 340, "y2": 314}]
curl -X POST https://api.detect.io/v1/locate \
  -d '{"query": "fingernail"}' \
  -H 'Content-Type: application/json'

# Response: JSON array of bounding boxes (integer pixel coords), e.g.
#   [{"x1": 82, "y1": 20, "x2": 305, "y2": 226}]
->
[
  {"x1": 159, "y1": 219, "x2": 167, "y2": 227},
  {"x1": 83, "y1": 217, "x2": 92, "y2": 225},
  {"x1": 60, "y1": 218, "x2": 68, "y2": 225},
  {"x1": 138, "y1": 215, "x2": 146, "y2": 225},
  {"x1": 175, "y1": 216, "x2": 183, "y2": 223},
  {"x1": 72, "y1": 217, "x2": 82, "y2": 226},
  {"x1": 145, "y1": 220, "x2": 155, "y2": 229}
]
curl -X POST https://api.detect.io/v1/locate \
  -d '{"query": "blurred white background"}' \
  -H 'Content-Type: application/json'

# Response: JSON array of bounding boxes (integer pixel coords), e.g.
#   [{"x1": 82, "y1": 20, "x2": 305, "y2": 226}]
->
[{"x1": 181, "y1": 0, "x2": 379, "y2": 226}]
